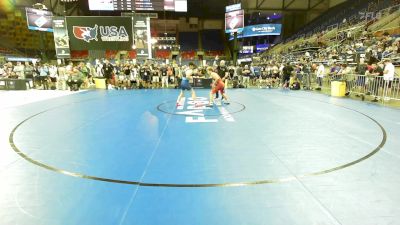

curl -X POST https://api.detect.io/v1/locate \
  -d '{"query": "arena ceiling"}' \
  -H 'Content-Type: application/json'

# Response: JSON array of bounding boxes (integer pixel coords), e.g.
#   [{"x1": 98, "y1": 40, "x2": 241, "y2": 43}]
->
[{"x1": 241, "y1": 0, "x2": 348, "y2": 12}]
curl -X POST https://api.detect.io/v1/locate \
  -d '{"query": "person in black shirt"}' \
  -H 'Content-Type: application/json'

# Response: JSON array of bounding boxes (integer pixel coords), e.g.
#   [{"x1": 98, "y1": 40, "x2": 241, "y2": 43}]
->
[
  {"x1": 228, "y1": 66, "x2": 235, "y2": 79},
  {"x1": 138, "y1": 65, "x2": 147, "y2": 88},
  {"x1": 151, "y1": 65, "x2": 160, "y2": 88},
  {"x1": 217, "y1": 60, "x2": 228, "y2": 81},
  {"x1": 160, "y1": 64, "x2": 169, "y2": 88},
  {"x1": 121, "y1": 63, "x2": 131, "y2": 89},
  {"x1": 370, "y1": 63, "x2": 384, "y2": 102},
  {"x1": 102, "y1": 60, "x2": 114, "y2": 89},
  {"x1": 215, "y1": 60, "x2": 229, "y2": 98},
  {"x1": 140, "y1": 64, "x2": 151, "y2": 88},
  {"x1": 282, "y1": 62, "x2": 293, "y2": 88},
  {"x1": 354, "y1": 59, "x2": 368, "y2": 97}
]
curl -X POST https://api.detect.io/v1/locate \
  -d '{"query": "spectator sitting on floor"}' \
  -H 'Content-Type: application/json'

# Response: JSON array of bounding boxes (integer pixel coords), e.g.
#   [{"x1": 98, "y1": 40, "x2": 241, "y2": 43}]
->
[
  {"x1": 289, "y1": 73, "x2": 301, "y2": 90},
  {"x1": 66, "y1": 67, "x2": 84, "y2": 91}
]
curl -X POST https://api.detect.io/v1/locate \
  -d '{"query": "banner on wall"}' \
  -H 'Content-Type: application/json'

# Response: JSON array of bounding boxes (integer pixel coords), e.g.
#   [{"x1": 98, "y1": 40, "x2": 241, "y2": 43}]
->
[
  {"x1": 229, "y1": 24, "x2": 282, "y2": 40},
  {"x1": 256, "y1": 44, "x2": 270, "y2": 52},
  {"x1": 133, "y1": 16, "x2": 151, "y2": 59},
  {"x1": 52, "y1": 17, "x2": 70, "y2": 59},
  {"x1": 240, "y1": 46, "x2": 254, "y2": 54},
  {"x1": 66, "y1": 17, "x2": 133, "y2": 50}
]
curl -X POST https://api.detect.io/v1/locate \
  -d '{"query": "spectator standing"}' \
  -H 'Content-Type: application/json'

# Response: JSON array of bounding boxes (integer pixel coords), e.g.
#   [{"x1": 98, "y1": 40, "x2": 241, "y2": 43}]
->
[
  {"x1": 383, "y1": 58, "x2": 395, "y2": 101},
  {"x1": 57, "y1": 64, "x2": 67, "y2": 90},
  {"x1": 242, "y1": 65, "x2": 251, "y2": 88},
  {"x1": 316, "y1": 63, "x2": 325, "y2": 90},
  {"x1": 103, "y1": 60, "x2": 114, "y2": 89},
  {"x1": 39, "y1": 64, "x2": 50, "y2": 90},
  {"x1": 160, "y1": 64, "x2": 169, "y2": 88},
  {"x1": 13, "y1": 62, "x2": 25, "y2": 79},
  {"x1": 282, "y1": 62, "x2": 293, "y2": 88},
  {"x1": 49, "y1": 65, "x2": 58, "y2": 90},
  {"x1": 24, "y1": 62, "x2": 34, "y2": 86}
]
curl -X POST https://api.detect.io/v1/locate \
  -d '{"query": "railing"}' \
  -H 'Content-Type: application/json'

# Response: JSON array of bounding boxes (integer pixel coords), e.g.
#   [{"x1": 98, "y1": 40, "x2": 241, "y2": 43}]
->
[
  {"x1": 306, "y1": 73, "x2": 400, "y2": 102},
  {"x1": 233, "y1": 72, "x2": 400, "y2": 103}
]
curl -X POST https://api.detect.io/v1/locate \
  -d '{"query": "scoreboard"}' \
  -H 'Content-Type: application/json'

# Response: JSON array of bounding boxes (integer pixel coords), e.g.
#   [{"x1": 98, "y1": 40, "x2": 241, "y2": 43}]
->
[
  {"x1": 89, "y1": 0, "x2": 187, "y2": 12},
  {"x1": 135, "y1": 0, "x2": 164, "y2": 11},
  {"x1": 114, "y1": 0, "x2": 133, "y2": 11}
]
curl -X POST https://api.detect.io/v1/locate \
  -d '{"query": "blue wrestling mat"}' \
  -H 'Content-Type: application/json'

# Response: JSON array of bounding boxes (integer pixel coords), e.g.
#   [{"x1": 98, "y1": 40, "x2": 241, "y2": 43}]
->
[{"x1": 1, "y1": 89, "x2": 399, "y2": 225}]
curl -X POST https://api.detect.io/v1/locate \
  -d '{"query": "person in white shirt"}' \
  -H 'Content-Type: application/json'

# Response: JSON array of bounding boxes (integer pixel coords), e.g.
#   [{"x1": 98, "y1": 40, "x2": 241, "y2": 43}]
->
[
  {"x1": 95, "y1": 63, "x2": 103, "y2": 77},
  {"x1": 13, "y1": 62, "x2": 25, "y2": 79},
  {"x1": 316, "y1": 63, "x2": 325, "y2": 90},
  {"x1": 57, "y1": 65, "x2": 67, "y2": 90},
  {"x1": 383, "y1": 59, "x2": 395, "y2": 100},
  {"x1": 0, "y1": 65, "x2": 5, "y2": 77},
  {"x1": 49, "y1": 65, "x2": 58, "y2": 89}
]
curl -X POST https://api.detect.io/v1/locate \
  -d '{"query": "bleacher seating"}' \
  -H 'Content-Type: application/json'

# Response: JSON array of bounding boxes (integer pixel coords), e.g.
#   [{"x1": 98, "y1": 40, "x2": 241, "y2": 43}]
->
[
  {"x1": 180, "y1": 51, "x2": 196, "y2": 60},
  {"x1": 265, "y1": 0, "x2": 400, "y2": 59},
  {"x1": 205, "y1": 50, "x2": 224, "y2": 58},
  {"x1": 0, "y1": 10, "x2": 55, "y2": 58},
  {"x1": 155, "y1": 50, "x2": 171, "y2": 59},
  {"x1": 288, "y1": 0, "x2": 395, "y2": 42}
]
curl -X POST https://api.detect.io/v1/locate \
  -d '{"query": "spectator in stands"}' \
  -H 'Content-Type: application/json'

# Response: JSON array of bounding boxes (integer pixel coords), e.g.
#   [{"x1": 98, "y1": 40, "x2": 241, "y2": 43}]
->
[
  {"x1": 170, "y1": 64, "x2": 177, "y2": 86},
  {"x1": 368, "y1": 63, "x2": 384, "y2": 102},
  {"x1": 95, "y1": 61, "x2": 103, "y2": 77},
  {"x1": 151, "y1": 64, "x2": 160, "y2": 89},
  {"x1": 13, "y1": 62, "x2": 24, "y2": 79},
  {"x1": 337, "y1": 64, "x2": 353, "y2": 95},
  {"x1": 103, "y1": 60, "x2": 114, "y2": 89},
  {"x1": 49, "y1": 65, "x2": 58, "y2": 90},
  {"x1": 0, "y1": 65, "x2": 5, "y2": 77},
  {"x1": 242, "y1": 65, "x2": 251, "y2": 88},
  {"x1": 329, "y1": 62, "x2": 341, "y2": 80},
  {"x1": 217, "y1": 60, "x2": 229, "y2": 87},
  {"x1": 38, "y1": 64, "x2": 50, "y2": 90},
  {"x1": 119, "y1": 63, "x2": 131, "y2": 89},
  {"x1": 24, "y1": 62, "x2": 34, "y2": 83},
  {"x1": 77, "y1": 62, "x2": 89, "y2": 88},
  {"x1": 383, "y1": 58, "x2": 395, "y2": 100},
  {"x1": 5, "y1": 62, "x2": 13, "y2": 77},
  {"x1": 228, "y1": 65, "x2": 236, "y2": 86},
  {"x1": 57, "y1": 64, "x2": 67, "y2": 90},
  {"x1": 289, "y1": 73, "x2": 301, "y2": 90},
  {"x1": 316, "y1": 63, "x2": 325, "y2": 90},
  {"x1": 86, "y1": 63, "x2": 95, "y2": 86},
  {"x1": 236, "y1": 65, "x2": 243, "y2": 84},
  {"x1": 282, "y1": 62, "x2": 293, "y2": 88},
  {"x1": 66, "y1": 67, "x2": 84, "y2": 91},
  {"x1": 354, "y1": 58, "x2": 368, "y2": 98}
]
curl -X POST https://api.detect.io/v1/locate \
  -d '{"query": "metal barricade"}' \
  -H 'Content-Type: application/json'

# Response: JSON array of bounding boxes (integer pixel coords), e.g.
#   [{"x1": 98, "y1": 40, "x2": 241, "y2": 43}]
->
[
  {"x1": 249, "y1": 72, "x2": 400, "y2": 102},
  {"x1": 321, "y1": 74, "x2": 400, "y2": 102}
]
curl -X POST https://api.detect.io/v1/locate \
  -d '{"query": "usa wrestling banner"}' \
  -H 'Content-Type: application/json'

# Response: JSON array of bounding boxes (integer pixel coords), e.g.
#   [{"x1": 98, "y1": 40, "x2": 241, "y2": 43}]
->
[{"x1": 66, "y1": 17, "x2": 133, "y2": 50}]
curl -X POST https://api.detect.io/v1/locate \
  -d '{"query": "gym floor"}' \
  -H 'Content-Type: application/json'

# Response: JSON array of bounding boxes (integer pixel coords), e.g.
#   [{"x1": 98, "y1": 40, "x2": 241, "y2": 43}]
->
[{"x1": 1, "y1": 89, "x2": 399, "y2": 225}]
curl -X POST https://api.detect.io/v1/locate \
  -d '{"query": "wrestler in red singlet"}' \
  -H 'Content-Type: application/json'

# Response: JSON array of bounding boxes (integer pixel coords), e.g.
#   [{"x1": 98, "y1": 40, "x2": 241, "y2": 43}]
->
[{"x1": 207, "y1": 67, "x2": 230, "y2": 106}]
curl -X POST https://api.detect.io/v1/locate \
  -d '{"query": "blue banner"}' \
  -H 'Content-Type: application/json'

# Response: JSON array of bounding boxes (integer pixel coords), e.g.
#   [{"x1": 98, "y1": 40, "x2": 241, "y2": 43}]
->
[
  {"x1": 229, "y1": 24, "x2": 282, "y2": 40},
  {"x1": 256, "y1": 44, "x2": 270, "y2": 52}
]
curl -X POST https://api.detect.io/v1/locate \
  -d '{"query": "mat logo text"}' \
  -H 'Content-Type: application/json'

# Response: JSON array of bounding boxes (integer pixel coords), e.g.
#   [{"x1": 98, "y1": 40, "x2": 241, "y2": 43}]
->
[{"x1": 176, "y1": 97, "x2": 235, "y2": 123}]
